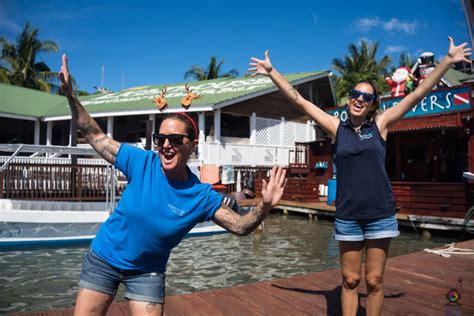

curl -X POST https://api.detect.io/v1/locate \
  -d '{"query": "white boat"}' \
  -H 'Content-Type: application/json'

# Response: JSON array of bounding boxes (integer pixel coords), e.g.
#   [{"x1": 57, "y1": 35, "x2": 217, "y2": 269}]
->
[
  {"x1": 0, "y1": 200, "x2": 227, "y2": 248},
  {"x1": 0, "y1": 145, "x2": 227, "y2": 249}
]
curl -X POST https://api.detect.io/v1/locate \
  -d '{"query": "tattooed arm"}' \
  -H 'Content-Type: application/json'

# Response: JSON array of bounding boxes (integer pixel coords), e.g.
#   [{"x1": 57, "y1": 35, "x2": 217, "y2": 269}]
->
[
  {"x1": 59, "y1": 54, "x2": 120, "y2": 164},
  {"x1": 249, "y1": 51, "x2": 339, "y2": 138},
  {"x1": 212, "y1": 166, "x2": 287, "y2": 235}
]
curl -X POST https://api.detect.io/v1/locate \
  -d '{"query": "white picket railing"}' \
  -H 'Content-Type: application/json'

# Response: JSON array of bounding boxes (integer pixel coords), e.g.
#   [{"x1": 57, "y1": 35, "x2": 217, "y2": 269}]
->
[
  {"x1": 0, "y1": 142, "x2": 299, "y2": 168},
  {"x1": 200, "y1": 143, "x2": 296, "y2": 166}
]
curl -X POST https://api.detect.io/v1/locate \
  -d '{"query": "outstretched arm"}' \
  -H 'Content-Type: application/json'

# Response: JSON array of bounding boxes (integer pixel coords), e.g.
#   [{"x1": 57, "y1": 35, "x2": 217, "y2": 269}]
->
[
  {"x1": 59, "y1": 54, "x2": 120, "y2": 164},
  {"x1": 378, "y1": 37, "x2": 472, "y2": 136},
  {"x1": 212, "y1": 166, "x2": 287, "y2": 235},
  {"x1": 249, "y1": 51, "x2": 339, "y2": 138}
]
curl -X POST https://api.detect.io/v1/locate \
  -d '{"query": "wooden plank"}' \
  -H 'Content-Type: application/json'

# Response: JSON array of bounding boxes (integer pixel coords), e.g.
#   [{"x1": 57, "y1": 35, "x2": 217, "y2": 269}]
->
[
  {"x1": 15, "y1": 242, "x2": 474, "y2": 316},
  {"x1": 392, "y1": 189, "x2": 466, "y2": 198},
  {"x1": 394, "y1": 195, "x2": 467, "y2": 204},
  {"x1": 165, "y1": 292, "x2": 222, "y2": 315},
  {"x1": 195, "y1": 287, "x2": 265, "y2": 316},
  {"x1": 397, "y1": 209, "x2": 466, "y2": 218},
  {"x1": 395, "y1": 202, "x2": 466, "y2": 212},
  {"x1": 230, "y1": 283, "x2": 311, "y2": 315}
]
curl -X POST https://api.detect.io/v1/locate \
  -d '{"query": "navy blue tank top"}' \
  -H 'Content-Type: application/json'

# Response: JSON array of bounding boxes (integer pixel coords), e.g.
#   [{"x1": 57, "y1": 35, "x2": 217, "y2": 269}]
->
[{"x1": 334, "y1": 120, "x2": 396, "y2": 219}]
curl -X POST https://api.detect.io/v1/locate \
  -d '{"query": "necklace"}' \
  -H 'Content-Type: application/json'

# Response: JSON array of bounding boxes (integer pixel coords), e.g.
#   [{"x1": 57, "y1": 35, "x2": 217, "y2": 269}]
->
[{"x1": 354, "y1": 125, "x2": 362, "y2": 134}]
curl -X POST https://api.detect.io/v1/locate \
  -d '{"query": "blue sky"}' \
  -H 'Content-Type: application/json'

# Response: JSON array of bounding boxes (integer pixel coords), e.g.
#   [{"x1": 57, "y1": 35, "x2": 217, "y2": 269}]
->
[{"x1": 0, "y1": 0, "x2": 470, "y2": 93}]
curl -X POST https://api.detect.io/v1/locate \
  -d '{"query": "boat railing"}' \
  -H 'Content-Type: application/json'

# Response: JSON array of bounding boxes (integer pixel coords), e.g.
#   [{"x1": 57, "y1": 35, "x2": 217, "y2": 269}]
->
[{"x1": 0, "y1": 144, "x2": 119, "y2": 212}]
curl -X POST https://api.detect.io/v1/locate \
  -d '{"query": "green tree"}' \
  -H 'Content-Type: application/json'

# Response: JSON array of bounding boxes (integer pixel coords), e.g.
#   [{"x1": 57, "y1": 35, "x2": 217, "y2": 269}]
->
[
  {"x1": 332, "y1": 40, "x2": 391, "y2": 101},
  {"x1": 389, "y1": 52, "x2": 416, "y2": 73},
  {"x1": 0, "y1": 22, "x2": 59, "y2": 92},
  {"x1": 185, "y1": 56, "x2": 239, "y2": 81}
]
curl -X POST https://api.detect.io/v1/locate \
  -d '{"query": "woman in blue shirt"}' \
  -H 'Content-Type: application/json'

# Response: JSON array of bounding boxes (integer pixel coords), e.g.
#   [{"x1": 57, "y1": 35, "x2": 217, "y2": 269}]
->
[
  {"x1": 59, "y1": 55, "x2": 287, "y2": 316},
  {"x1": 249, "y1": 37, "x2": 470, "y2": 315}
]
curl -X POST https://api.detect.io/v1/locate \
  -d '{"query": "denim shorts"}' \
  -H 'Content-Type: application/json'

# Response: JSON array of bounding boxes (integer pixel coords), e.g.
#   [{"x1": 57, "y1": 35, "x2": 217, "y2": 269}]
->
[
  {"x1": 78, "y1": 249, "x2": 166, "y2": 303},
  {"x1": 333, "y1": 215, "x2": 400, "y2": 241}
]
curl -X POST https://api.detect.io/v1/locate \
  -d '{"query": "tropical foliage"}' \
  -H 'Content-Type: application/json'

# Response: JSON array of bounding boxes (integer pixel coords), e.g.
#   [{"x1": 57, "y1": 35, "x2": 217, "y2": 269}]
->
[
  {"x1": 185, "y1": 56, "x2": 239, "y2": 81},
  {"x1": 389, "y1": 52, "x2": 416, "y2": 73},
  {"x1": 0, "y1": 23, "x2": 59, "y2": 93},
  {"x1": 332, "y1": 40, "x2": 391, "y2": 100}
]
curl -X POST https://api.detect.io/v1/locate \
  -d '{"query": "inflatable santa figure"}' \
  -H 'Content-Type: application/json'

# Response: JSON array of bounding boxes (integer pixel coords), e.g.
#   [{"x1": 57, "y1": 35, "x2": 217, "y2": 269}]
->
[{"x1": 385, "y1": 66, "x2": 414, "y2": 97}]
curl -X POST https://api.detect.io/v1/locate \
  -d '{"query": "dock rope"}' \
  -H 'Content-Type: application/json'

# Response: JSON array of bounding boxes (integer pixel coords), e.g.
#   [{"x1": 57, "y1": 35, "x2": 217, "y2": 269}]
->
[{"x1": 423, "y1": 242, "x2": 474, "y2": 258}]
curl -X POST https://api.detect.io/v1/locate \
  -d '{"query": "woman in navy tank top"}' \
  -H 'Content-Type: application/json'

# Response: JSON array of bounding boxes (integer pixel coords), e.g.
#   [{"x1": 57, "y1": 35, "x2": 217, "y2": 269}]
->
[{"x1": 249, "y1": 37, "x2": 470, "y2": 315}]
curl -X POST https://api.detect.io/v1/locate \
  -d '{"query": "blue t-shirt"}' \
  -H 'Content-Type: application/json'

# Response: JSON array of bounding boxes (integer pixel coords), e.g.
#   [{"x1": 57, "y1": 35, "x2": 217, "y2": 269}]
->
[
  {"x1": 334, "y1": 120, "x2": 396, "y2": 219},
  {"x1": 91, "y1": 144, "x2": 223, "y2": 272}
]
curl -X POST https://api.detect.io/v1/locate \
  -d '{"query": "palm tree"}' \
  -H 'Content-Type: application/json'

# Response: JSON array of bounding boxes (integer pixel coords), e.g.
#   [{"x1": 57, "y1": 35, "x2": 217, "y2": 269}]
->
[
  {"x1": 0, "y1": 22, "x2": 59, "y2": 92},
  {"x1": 389, "y1": 52, "x2": 416, "y2": 73},
  {"x1": 185, "y1": 56, "x2": 239, "y2": 81},
  {"x1": 332, "y1": 40, "x2": 391, "y2": 100}
]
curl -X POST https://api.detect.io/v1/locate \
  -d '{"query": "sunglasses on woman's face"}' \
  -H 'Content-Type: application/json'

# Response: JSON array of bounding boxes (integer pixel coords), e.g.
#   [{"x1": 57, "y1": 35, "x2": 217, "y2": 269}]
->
[
  {"x1": 349, "y1": 89, "x2": 375, "y2": 102},
  {"x1": 153, "y1": 133, "x2": 189, "y2": 147}
]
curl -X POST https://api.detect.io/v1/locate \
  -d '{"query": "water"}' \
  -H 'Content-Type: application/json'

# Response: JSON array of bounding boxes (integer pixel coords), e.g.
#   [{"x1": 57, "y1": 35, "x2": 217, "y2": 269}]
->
[{"x1": 0, "y1": 214, "x2": 461, "y2": 314}]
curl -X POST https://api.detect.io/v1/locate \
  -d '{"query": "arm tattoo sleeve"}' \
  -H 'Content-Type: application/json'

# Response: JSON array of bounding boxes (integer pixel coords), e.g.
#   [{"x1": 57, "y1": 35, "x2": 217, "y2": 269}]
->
[{"x1": 67, "y1": 95, "x2": 119, "y2": 164}]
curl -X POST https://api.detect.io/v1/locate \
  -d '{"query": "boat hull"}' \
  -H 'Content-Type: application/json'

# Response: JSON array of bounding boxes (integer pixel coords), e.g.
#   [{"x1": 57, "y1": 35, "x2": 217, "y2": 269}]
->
[{"x1": 0, "y1": 209, "x2": 227, "y2": 249}]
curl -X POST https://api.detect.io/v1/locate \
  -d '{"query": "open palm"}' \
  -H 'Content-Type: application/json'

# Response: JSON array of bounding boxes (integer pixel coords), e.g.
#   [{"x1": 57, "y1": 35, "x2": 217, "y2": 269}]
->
[
  {"x1": 249, "y1": 50, "x2": 273, "y2": 77},
  {"x1": 261, "y1": 166, "x2": 287, "y2": 207},
  {"x1": 447, "y1": 36, "x2": 472, "y2": 64},
  {"x1": 58, "y1": 54, "x2": 74, "y2": 96}
]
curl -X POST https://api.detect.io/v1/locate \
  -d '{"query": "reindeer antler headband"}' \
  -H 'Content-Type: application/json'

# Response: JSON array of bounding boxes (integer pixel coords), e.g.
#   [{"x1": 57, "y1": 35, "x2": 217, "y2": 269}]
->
[{"x1": 153, "y1": 84, "x2": 202, "y2": 111}]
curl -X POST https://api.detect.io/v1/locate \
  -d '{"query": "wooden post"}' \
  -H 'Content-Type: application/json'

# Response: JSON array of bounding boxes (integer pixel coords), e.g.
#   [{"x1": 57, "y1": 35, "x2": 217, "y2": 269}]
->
[
  {"x1": 145, "y1": 120, "x2": 153, "y2": 150},
  {"x1": 0, "y1": 171, "x2": 4, "y2": 199},
  {"x1": 70, "y1": 114, "x2": 78, "y2": 165}
]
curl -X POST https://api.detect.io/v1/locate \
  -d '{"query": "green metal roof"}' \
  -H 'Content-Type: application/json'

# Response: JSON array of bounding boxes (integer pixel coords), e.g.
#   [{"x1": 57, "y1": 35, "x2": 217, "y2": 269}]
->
[
  {"x1": 444, "y1": 67, "x2": 474, "y2": 85},
  {"x1": 0, "y1": 83, "x2": 65, "y2": 118},
  {"x1": 0, "y1": 71, "x2": 329, "y2": 120}
]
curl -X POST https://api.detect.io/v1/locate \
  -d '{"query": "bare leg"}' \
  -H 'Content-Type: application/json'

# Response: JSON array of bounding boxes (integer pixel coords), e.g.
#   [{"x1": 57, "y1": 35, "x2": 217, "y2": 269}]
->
[
  {"x1": 339, "y1": 241, "x2": 364, "y2": 316},
  {"x1": 129, "y1": 300, "x2": 164, "y2": 316},
  {"x1": 74, "y1": 288, "x2": 115, "y2": 316},
  {"x1": 365, "y1": 238, "x2": 391, "y2": 316}
]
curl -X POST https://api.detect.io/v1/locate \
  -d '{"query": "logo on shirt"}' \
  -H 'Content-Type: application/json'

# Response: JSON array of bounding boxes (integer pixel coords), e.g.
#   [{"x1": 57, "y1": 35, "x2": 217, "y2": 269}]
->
[
  {"x1": 359, "y1": 132, "x2": 374, "y2": 141},
  {"x1": 168, "y1": 204, "x2": 188, "y2": 216}
]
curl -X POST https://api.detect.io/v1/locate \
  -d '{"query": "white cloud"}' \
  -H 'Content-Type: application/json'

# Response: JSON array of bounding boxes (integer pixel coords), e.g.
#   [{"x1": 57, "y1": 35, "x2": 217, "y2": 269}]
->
[
  {"x1": 383, "y1": 18, "x2": 417, "y2": 34},
  {"x1": 355, "y1": 18, "x2": 381, "y2": 32},
  {"x1": 385, "y1": 45, "x2": 406, "y2": 53},
  {"x1": 354, "y1": 17, "x2": 418, "y2": 35}
]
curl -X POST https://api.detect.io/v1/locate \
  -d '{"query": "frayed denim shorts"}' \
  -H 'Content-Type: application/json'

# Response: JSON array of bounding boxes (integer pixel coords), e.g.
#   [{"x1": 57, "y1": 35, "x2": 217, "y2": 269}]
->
[
  {"x1": 334, "y1": 215, "x2": 400, "y2": 241},
  {"x1": 78, "y1": 249, "x2": 166, "y2": 304}
]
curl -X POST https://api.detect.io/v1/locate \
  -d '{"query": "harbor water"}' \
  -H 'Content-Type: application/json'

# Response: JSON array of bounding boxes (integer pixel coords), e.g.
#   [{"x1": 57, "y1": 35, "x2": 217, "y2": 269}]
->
[{"x1": 0, "y1": 214, "x2": 462, "y2": 314}]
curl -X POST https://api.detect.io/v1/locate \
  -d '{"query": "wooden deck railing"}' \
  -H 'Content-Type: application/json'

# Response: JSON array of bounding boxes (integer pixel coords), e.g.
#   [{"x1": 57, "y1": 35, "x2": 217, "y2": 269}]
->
[
  {"x1": 0, "y1": 163, "x2": 125, "y2": 201},
  {"x1": 3, "y1": 163, "x2": 472, "y2": 217},
  {"x1": 391, "y1": 182, "x2": 474, "y2": 218}
]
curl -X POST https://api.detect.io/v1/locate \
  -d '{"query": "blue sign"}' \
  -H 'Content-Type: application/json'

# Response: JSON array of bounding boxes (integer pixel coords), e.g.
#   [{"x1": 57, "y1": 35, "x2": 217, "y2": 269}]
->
[{"x1": 327, "y1": 86, "x2": 472, "y2": 121}]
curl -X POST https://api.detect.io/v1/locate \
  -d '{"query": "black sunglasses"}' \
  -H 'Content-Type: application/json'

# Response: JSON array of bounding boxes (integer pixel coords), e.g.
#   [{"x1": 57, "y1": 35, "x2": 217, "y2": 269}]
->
[
  {"x1": 153, "y1": 133, "x2": 189, "y2": 147},
  {"x1": 349, "y1": 89, "x2": 375, "y2": 102}
]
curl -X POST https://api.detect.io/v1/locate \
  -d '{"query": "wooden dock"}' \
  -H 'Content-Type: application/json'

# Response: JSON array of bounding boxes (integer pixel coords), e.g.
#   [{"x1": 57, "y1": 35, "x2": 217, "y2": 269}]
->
[
  {"x1": 16, "y1": 239, "x2": 474, "y2": 315},
  {"x1": 242, "y1": 199, "x2": 470, "y2": 232}
]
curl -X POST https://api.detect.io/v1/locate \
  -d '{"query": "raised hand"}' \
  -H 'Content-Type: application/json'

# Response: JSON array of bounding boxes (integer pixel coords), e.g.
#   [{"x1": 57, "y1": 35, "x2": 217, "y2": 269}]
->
[
  {"x1": 59, "y1": 54, "x2": 74, "y2": 97},
  {"x1": 446, "y1": 36, "x2": 472, "y2": 64},
  {"x1": 261, "y1": 166, "x2": 287, "y2": 207},
  {"x1": 249, "y1": 50, "x2": 273, "y2": 77}
]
